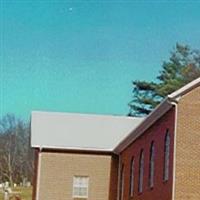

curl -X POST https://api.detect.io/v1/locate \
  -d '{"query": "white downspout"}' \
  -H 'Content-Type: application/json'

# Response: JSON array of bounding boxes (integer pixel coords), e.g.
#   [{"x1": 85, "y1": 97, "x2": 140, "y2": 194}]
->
[
  {"x1": 36, "y1": 148, "x2": 42, "y2": 200},
  {"x1": 170, "y1": 101, "x2": 178, "y2": 200}
]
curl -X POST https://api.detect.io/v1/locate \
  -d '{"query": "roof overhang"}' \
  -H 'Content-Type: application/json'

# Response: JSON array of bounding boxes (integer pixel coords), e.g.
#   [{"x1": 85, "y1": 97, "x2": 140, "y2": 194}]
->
[
  {"x1": 114, "y1": 99, "x2": 172, "y2": 154},
  {"x1": 32, "y1": 145, "x2": 114, "y2": 153},
  {"x1": 168, "y1": 77, "x2": 200, "y2": 100}
]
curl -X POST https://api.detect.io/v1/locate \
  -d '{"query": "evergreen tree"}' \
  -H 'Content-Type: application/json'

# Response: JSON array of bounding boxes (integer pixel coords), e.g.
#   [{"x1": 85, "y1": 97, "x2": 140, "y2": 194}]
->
[{"x1": 128, "y1": 43, "x2": 200, "y2": 116}]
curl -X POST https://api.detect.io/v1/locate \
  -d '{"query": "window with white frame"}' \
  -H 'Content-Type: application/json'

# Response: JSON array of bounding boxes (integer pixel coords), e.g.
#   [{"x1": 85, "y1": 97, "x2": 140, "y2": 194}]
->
[{"x1": 73, "y1": 176, "x2": 89, "y2": 198}]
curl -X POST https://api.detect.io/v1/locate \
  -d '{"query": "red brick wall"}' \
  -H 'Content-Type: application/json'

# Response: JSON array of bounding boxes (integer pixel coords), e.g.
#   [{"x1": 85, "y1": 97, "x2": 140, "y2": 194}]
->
[{"x1": 120, "y1": 107, "x2": 175, "y2": 200}]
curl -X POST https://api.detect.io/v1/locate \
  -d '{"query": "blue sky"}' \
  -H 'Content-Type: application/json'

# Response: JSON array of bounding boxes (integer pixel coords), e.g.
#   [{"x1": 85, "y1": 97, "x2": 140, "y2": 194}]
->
[{"x1": 1, "y1": 1, "x2": 200, "y2": 120}]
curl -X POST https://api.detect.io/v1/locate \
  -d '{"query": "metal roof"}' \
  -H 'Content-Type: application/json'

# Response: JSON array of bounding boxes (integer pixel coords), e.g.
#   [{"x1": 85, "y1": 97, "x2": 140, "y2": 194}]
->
[{"x1": 31, "y1": 111, "x2": 144, "y2": 152}]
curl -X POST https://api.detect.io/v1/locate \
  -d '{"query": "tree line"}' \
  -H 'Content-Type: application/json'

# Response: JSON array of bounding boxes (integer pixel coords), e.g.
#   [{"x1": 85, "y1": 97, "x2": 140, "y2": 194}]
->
[{"x1": 0, "y1": 114, "x2": 34, "y2": 186}]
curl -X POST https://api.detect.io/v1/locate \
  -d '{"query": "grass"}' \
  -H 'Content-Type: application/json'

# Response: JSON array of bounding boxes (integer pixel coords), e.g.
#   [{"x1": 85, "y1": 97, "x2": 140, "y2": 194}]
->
[{"x1": 0, "y1": 187, "x2": 32, "y2": 200}]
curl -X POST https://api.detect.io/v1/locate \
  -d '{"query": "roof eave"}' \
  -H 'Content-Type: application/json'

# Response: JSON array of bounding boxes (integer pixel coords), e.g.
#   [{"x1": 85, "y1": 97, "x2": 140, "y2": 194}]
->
[
  {"x1": 168, "y1": 77, "x2": 200, "y2": 100},
  {"x1": 31, "y1": 145, "x2": 114, "y2": 154},
  {"x1": 114, "y1": 98, "x2": 172, "y2": 154}
]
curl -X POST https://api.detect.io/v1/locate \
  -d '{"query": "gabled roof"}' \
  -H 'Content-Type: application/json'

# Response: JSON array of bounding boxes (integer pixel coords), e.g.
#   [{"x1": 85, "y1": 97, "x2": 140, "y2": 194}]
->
[
  {"x1": 114, "y1": 77, "x2": 200, "y2": 153},
  {"x1": 31, "y1": 111, "x2": 143, "y2": 152}
]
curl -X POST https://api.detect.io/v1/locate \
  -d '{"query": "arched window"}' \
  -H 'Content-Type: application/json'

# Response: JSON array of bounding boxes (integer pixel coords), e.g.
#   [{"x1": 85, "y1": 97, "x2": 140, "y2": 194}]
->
[
  {"x1": 119, "y1": 164, "x2": 124, "y2": 200},
  {"x1": 138, "y1": 150, "x2": 144, "y2": 193},
  {"x1": 149, "y1": 141, "x2": 155, "y2": 188},
  {"x1": 129, "y1": 157, "x2": 134, "y2": 197},
  {"x1": 164, "y1": 130, "x2": 170, "y2": 181}
]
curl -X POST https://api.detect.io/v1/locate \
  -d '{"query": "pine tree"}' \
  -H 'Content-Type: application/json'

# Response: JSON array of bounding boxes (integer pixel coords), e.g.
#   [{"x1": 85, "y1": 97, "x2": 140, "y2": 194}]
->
[{"x1": 128, "y1": 43, "x2": 200, "y2": 116}]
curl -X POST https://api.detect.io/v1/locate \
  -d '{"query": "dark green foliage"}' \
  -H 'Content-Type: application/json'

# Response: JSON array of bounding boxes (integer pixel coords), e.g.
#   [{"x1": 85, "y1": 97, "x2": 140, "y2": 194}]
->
[{"x1": 128, "y1": 43, "x2": 200, "y2": 116}]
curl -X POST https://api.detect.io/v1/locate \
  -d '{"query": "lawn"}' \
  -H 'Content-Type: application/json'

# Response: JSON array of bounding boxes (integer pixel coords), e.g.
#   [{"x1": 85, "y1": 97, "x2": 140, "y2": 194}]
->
[{"x1": 0, "y1": 187, "x2": 32, "y2": 200}]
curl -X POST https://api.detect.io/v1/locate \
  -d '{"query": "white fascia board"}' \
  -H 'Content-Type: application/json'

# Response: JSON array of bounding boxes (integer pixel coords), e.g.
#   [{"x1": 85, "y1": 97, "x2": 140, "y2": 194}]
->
[
  {"x1": 168, "y1": 77, "x2": 200, "y2": 100},
  {"x1": 31, "y1": 144, "x2": 113, "y2": 153}
]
